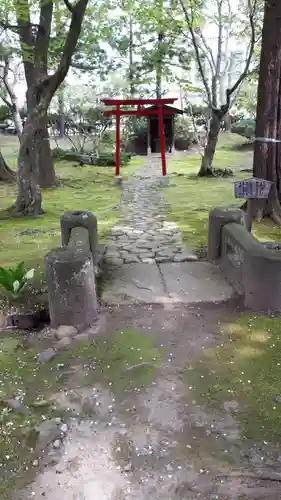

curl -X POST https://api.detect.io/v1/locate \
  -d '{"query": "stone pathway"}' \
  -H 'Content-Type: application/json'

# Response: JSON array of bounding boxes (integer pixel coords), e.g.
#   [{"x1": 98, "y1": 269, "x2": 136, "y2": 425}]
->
[
  {"x1": 105, "y1": 157, "x2": 197, "y2": 266},
  {"x1": 103, "y1": 157, "x2": 238, "y2": 306}
]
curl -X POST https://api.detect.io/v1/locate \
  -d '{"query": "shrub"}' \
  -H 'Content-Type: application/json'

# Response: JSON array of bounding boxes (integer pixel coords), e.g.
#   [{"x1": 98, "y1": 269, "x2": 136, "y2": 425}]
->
[
  {"x1": 232, "y1": 119, "x2": 255, "y2": 139},
  {"x1": 52, "y1": 148, "x2": 131, "y2": 166},
  {"x1": 174, "y1": 116, "x2": 194, "y2": 150}
]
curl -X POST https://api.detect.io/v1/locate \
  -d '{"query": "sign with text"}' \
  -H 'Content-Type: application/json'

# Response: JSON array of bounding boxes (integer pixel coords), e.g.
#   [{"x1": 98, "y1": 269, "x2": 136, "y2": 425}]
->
[{"x1": 234, "y1": 177, "x2": 273, "y2": 199}]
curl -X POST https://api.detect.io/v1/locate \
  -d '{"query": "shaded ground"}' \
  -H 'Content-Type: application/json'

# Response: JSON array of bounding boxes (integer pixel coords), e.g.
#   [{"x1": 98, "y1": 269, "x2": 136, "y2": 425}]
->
[
  {"x1": 7, "y1": 302, "x2": 281, "y2": 500},
  {"x1": 2, "y1": 133, "x2": 281, "y2": 499}
]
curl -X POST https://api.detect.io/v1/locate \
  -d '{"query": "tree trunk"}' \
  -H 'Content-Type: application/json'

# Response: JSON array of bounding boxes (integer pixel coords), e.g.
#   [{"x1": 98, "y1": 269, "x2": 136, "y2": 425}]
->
[
  {"x1": 37, "y1": 124, "x2": 58, "y2": 188},
  {"x1": 26, "y1": 91, "x2": 57, "y2": 189},
  {"x1": 223, "y1": 112, "x2": 231, "y2": 132},
  {"x1": 0, "y1": 151, "x2": 16, "y2": 183},
  {"x1": 252, "y1": 0, "x2": 281, "y2": 223},
  {"x1": 198, "y1": 112, "x2": 221, "y2": 176},
  {"x1": 13, "y1": 114, "x2": 43, "y2": 216}
]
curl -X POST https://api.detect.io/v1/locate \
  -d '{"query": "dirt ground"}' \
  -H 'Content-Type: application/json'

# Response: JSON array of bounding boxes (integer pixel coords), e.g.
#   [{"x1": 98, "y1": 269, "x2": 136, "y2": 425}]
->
[{"x1": 14, "y1": 301, "x2": 281, "y2": 500}]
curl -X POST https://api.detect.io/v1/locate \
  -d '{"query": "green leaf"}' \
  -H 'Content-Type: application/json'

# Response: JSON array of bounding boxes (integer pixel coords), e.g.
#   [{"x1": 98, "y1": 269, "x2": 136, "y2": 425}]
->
[
  {"x1": 9, "y1": 262, "x2": 26, "y2": 283},
  {"x1": 0, "y1": 267, "x2": 14, "y2": 293}
]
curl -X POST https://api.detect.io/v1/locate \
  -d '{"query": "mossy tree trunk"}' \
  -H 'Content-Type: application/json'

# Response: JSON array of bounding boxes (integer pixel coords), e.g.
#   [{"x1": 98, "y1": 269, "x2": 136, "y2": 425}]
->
[
  {"x1": 252, "y1": 0, "x2": 281, "y2": 224},
  {"x1": 10, "y1": 0, "x2": 89, "y2": 216}
]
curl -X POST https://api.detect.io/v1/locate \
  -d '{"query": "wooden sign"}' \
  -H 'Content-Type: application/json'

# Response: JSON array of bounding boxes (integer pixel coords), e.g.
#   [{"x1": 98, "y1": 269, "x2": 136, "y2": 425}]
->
[{"x1": 234, "y1": 177, "x2": 273, "y2": 199}]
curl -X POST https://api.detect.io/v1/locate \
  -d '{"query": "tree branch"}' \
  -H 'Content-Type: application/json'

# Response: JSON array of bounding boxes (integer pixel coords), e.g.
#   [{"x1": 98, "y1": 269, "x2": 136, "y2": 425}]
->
[
  {"x1": 14, "y1": 0, "x2": 35, "y2": 87},
  {"x1": 63, "y1": 0, "x2": 74, "y2": 13},
  {"x1": 223, "y1": 0, "x2": 257, "y2": 110},
  {"x1": 196, "y1": 31, "x2": 216, "y2": 74},
  {"x1": 50, "y1": 0, "x2": 88, "y2": 95},
  {"x1": 35, "y1": 0, "x2": 54, "y2": 75},
  {"x1": 179, "y1": 0, "x2": 212, "y2": 107}
]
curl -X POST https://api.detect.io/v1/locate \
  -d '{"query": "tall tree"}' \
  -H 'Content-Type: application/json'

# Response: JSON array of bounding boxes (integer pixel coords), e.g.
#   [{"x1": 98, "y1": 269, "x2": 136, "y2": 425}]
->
[
  {"x1": 178, "y1": 0, "x2": 257, "y2": 176},
  {"x1": 0, "y1": 0, "x2": 89, "y2": 215},
  {"x1": 252, "y1": 0, "x2": 281, "y2": 223}
]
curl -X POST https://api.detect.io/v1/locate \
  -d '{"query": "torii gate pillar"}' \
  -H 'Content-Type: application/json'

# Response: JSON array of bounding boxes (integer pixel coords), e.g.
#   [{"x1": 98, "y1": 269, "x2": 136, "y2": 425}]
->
[{"x1": 101, "y1": 97, "x2": 178, "y2": 183}]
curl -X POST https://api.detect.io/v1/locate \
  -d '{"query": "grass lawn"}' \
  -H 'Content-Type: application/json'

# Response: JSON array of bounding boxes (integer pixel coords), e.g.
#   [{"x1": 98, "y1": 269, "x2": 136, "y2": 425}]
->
[
  {"x1": 165, "y1": 133, "x2": 281, "y2": 249},
  {"x1": 0, "y1": 330, "x2": 161, "y2": 498},
  {"x1": 0, "y1": 154, "x2": 141, "y2": 270},
  {"x1": 187, "y1": 314, "x2": 281, "y2": 446}
]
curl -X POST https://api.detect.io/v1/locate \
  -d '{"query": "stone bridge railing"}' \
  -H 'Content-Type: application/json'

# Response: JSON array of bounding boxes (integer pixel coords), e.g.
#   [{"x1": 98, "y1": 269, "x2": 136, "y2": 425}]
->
[{"x1": 208, "y1": 207, "x2": 281, "y2": 313}]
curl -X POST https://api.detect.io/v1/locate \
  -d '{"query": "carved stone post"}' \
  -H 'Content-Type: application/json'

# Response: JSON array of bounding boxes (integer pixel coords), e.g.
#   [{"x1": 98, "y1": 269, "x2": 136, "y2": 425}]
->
[
  {"x1": 60, "y1": 210, "x2": 98, "y2": 268},
  {"x1": 44, "y1": 246, "x2": 98, "y2": 330}
]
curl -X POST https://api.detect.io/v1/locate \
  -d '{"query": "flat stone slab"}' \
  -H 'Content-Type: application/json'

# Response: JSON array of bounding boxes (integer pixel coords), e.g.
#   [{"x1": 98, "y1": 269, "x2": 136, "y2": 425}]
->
[
  {"x1": 102, "y1": 262, "x2": 235, "y2": 305},
  {"x1": 160, "y1": 262, "x2": 235, "y2": 304},
  {"x1": 102, "y1": 263, "x2": 166, "y2": 305}
]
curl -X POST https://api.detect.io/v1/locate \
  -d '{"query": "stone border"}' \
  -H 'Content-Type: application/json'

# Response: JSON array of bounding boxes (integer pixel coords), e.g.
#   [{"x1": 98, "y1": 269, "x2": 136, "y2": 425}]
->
[
  {"x1": 37, "y1": 315, "x2": 107, "y2": 363},
  {"x1": 208, "y1": 207, "x2": 281, "y2": 313}
]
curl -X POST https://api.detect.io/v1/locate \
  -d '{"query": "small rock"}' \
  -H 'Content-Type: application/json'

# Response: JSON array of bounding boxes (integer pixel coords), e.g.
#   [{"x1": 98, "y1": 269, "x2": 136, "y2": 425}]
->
[
  {"x1": 56, "y1": 337, "x2": 72, "y2": 350},
  {"x1": 75, "y1": 332, "x2": 89, "y2": 342},
  {"x1": 53, "y1": 439, "x2": 61, "y2": 450},
  {"x1": 6, "y1": 398, "x2": 28, "y2": 414},
  {"x1": 223, "y1": 400, "x2": 239, "y2": 413},
  {"x1": 36, "y1": 418, "x2": 62, "y2": 451},
  {"x1": 173, "y1": 252, "x2": 198, "y2": 262},
  {"x1": 124, "y1": 255, "x2": 140, "y2": 263},
  {"x1": 107, "y1": 257, "x2": 124, "y2": 266},
  {"x1": 155, "y1": 256, "x2": 170, "y2": 263},
  {"x1": 56, "y1": 325, "x2": 78, "y2": 339},
  {"x1": 141, "y1": 258, "x2": 154, "y2": 264},
  {"x1": 60, "y1": 423, "x2": 68, "y2": 434},
  {"x1": 166, "y1": 463, "x2": 173, "y2": 472},
  {"x1": 31, "y1": 399, "x2": 50, "y2": 408},
  {"x1": 37, "y1": 348, "x2": 57, "y2": 363},
  {"x1": 123, "y1": 462, "x2": 133, "y2": 472},
  {"x1": 32, "y1": 459, "x2": 39, "y2": 467},
  {"x1": 276, "y1": 396, "x2": 281, "y2": 404}
]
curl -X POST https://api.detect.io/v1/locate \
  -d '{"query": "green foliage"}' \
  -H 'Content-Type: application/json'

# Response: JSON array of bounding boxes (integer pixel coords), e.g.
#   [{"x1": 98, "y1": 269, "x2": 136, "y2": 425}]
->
[
  {"x1": 0, "y1": 105, "x2": 11, "y2": 122},
  {"x1": 232, "y1": 119, "x2": 255, "y2": 139},
  {"x1": 0, "y1": 262, "x2": 35, "y2": 300},
  {"x1": 174, "y1": 115, "x2": 194, "y2": 140},
  {"x1": 52, "y1": 148, "x2": 131, "y2": 166},
  {"x1": 235, "y1": 82, "x2": 257, "y2": 119}
]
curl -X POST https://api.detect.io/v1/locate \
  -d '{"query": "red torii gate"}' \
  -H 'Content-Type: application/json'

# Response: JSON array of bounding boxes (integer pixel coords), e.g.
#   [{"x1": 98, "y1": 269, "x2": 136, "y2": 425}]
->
[{"x1": 101, "y1": 97, "x2": 178, "y2": 180}]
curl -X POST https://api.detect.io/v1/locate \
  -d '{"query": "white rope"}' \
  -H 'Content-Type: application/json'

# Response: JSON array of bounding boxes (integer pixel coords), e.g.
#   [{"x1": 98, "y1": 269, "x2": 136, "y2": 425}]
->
[{"x1": 255, "y1": 137, "x2": 281, "y2": 143}]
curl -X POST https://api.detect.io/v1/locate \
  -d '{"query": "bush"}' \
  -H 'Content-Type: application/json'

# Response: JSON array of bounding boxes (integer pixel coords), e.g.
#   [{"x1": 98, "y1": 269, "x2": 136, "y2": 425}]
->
[
  {"x1": 174, "y1": 116, "x2": 195, "y2": 150},
  {"x1": 232, "y1": 119, "x2": 255, "y2": 139},
  {"x1": 52, "y1": 148, "x2": 131, "y2": 166}
]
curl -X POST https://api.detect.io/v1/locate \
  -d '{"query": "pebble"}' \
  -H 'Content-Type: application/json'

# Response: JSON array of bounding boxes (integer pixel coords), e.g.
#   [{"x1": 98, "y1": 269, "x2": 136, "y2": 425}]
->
[
  {"x1": 60, "y1": 423, "x2": 68, "y2": 434},
  {"x1": 53, "y1": 439, "x2": 61, "y2": 449},
  {"x1": 55, "y1": 325, "x2": 78, "y2": 339},
  {"x1": 37, "y1": 348, "x2": 57, "y2": 363},
  {"x1": 123, "y1": 462, "x2": 133, "y2": 472}
]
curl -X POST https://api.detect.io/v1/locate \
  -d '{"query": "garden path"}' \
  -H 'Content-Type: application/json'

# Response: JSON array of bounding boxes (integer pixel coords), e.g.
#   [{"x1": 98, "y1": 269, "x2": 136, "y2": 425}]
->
[{"x1": 102, "y1": 156, "x2": 236, "y2": 306}]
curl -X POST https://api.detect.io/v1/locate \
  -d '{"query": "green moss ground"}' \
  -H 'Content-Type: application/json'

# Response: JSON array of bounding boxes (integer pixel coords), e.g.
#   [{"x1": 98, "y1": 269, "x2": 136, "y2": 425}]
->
[
  {"x1": 0, "y1": 159, "x2": 141, "y2": 269},
  {"x1": 0, "y1": 330, "x2": 161, "y2": 498},
  {"x1": 187, "y1": 314, "x2": 281, "y2": 445},
  {"x1": 165, "y1": 133, "x2": 281, "y2": 249}
]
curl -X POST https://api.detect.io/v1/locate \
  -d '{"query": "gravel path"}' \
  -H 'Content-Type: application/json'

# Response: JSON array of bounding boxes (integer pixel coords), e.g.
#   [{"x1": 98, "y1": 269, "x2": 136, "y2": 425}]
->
[{"x1": 105, "y1": 157, "x2": 197, "y2": 266}]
